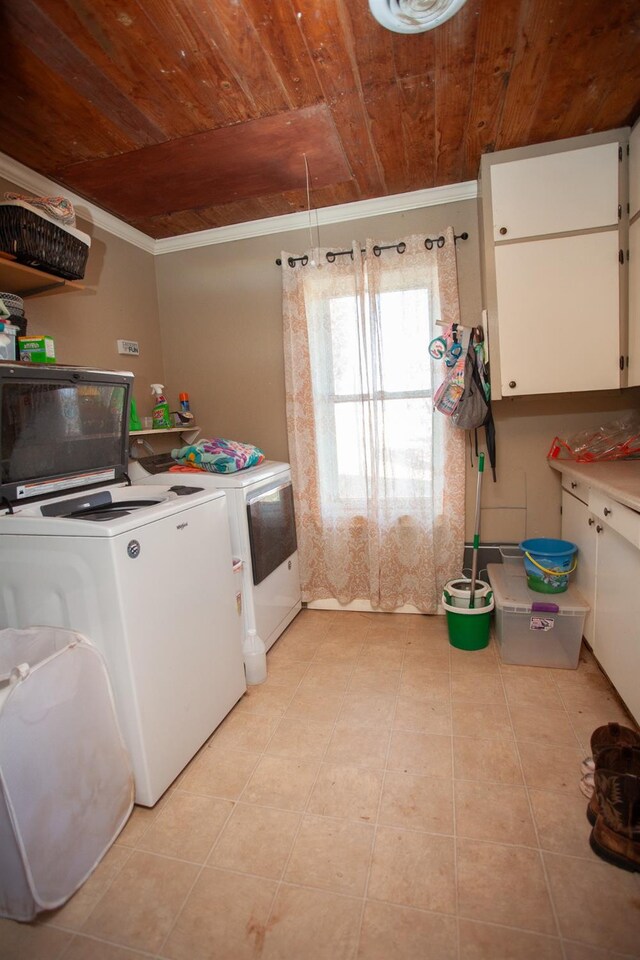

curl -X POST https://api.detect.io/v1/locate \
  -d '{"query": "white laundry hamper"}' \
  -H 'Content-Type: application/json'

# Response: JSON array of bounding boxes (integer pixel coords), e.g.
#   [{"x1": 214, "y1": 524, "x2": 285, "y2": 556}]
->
[{"x1": 0, "y1": 627, "x2": 134, "y2": 921}]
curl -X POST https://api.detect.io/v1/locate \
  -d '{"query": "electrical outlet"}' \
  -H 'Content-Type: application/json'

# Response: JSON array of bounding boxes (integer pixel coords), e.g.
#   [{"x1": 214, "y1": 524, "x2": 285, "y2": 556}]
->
[{"x1": 117, "y1": 339, "x2": 140, "y2": 356}]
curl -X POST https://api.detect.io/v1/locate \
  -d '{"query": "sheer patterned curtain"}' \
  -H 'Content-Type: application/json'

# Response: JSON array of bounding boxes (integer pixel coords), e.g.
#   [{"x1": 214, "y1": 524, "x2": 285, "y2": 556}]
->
[{"x1": 282, "y1": 229, "x2": 465, "y2": 613}]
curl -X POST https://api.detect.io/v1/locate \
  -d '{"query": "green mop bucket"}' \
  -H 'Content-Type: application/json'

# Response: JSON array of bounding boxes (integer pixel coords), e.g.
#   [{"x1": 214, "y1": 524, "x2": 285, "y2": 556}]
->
[
  {"x1": 519, "y1": 537, "x2": 578, "y2": 594},
  {"x1": 442, "y1": 590, "x2": 494, "y2": 651}
]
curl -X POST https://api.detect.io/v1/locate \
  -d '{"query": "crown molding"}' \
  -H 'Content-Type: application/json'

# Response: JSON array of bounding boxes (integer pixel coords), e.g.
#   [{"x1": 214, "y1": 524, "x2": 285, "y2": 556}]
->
[
  {"x1": 0, "y1": 149, "x2": 478, "y2": 255},
  {"x1": 0, "y1": 151, "x2": 156, "y2": 253},
  {"x1": 155, "y1": 180, "x2": 478, "y2": 254}
]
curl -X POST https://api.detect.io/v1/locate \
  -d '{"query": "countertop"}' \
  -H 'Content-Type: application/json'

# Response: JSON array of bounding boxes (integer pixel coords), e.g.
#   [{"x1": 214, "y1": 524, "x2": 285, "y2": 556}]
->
[{"x1": 549, "y1": 459, "x2": 640, "y2": 513}]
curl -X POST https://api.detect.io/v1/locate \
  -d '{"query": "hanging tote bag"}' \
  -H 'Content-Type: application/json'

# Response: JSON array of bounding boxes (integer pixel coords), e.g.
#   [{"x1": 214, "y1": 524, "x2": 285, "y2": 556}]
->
[
  {"x1": 434, "y1": 351, "x2": 466, "y2": 416},
  {"x1": 451, "y1": 339, "x2": 489, "y2": 430}
]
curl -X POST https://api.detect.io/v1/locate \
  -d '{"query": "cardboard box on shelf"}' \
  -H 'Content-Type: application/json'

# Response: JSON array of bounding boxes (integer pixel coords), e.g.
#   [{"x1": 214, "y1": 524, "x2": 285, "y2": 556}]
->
[{"x1": 18, "y1": 336, "x2": 56, "y2": 364}]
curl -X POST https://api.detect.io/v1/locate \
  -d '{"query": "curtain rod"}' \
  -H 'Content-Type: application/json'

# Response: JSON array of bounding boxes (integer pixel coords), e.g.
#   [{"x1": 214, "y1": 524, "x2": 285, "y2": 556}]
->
[{"x1": 275, "y1": 232, "x2": 469, "y2": 267}]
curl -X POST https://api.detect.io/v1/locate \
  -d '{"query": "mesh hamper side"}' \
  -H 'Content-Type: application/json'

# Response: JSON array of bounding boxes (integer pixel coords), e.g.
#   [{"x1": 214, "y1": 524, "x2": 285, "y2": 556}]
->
[{"x1": 0, "y1": 635, "x2": 133, "y2": 920}]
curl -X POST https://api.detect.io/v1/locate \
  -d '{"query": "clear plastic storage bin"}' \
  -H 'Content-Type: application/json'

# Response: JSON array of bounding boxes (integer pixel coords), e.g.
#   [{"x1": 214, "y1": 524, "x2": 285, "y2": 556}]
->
[
  {"x1": 487, "y1": 563, "x2": 589, "y2": 669},
  {"x1": 498, "y1": 544, "x2": 525, "y2": 574}
]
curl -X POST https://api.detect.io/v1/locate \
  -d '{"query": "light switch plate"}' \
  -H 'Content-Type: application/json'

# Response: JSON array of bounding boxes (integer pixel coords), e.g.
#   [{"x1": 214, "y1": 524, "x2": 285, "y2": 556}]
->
[{"x1": 117, "y1": 339, "x2": 140, "y2": 356}]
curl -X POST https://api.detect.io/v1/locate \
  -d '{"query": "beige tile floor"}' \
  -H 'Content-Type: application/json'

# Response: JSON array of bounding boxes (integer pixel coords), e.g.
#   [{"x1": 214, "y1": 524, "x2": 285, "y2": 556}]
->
[{"x1": 3, "y1": 609, "x2": 640, "y2": 960}]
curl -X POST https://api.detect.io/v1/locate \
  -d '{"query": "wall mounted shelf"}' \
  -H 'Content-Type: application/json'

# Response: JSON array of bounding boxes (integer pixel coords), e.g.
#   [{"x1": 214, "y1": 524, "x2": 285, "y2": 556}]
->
[
  {"x1": 0, "y1": 251, "x2": 84, "y2": 297},
  {"x1": 129, "y1": 426, "x2": 199, "y2": 437}
]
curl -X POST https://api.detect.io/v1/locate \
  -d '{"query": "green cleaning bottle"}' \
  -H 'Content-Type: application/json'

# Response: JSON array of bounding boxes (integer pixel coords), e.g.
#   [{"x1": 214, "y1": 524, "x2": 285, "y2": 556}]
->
[
  {"x1": 150, "y1": 383, "x2": 172, "y2": 429},
  {"x1": 129, "y1": 396, "x2": 142, "y2": 432}
]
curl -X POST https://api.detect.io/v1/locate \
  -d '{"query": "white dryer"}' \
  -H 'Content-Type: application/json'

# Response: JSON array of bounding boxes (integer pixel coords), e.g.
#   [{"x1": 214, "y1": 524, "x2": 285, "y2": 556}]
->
[
  {"x1": 132, "y1": 459, "x2": 302, "y2": 651},
  {"x1": 0, "y1": 364, "x2": 246, "y2": 806}
]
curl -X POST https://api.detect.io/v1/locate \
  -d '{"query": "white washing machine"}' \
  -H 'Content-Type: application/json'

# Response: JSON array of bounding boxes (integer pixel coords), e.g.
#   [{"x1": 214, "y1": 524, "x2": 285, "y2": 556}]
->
[
  {"x1": 131, "y1": 459, "x2": 302, "y2": 651},
  {"x1": 0, "y1": 364, "x2": 246, "y2": 806}
]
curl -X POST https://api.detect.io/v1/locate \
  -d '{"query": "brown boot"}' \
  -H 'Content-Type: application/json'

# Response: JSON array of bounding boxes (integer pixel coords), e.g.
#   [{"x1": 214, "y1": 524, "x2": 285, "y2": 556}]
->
[
  {"x1": 589, "y1": 754, "x2": 640, "y2": 872},
  {"x1": 591, "y1": 722, "x2": 640, "y2": 758},
  {"x1": 586, "y1": 735, "x2": 640, "y2": 826}
]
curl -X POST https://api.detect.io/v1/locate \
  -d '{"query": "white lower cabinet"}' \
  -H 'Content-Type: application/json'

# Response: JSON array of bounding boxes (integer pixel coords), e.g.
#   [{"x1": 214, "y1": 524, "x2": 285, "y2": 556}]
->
[
  {"x1": 561, "y1": 477, "x2": 640, "y2": 724},
  {"x1": 561, "y1": 489, "x2": 597, "y2": 647},
  {"x1": 592, "y1": 523, "x2": 640, "y2": 723}
]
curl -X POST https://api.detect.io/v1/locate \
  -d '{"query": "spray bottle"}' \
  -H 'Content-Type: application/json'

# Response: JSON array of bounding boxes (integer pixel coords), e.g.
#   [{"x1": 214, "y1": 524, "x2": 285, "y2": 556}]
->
[
  {"x1": 150, "y1": 384, "x2": 172, "y2": 429},
  {"x1": 177, "y1": 392, "x2": 194, "y2": 425}
]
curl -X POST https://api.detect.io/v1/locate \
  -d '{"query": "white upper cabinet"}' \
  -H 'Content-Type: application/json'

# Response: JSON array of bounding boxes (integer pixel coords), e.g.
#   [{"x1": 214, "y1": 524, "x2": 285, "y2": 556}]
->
[
  {"x1": 479, "y1": 129, "x2": 628, "y2": 399},
  {"x1": 628, "y1": 119, "x2": 640, "y2": 386},
  {"x1": 495, "y1": 231, "x2": 620, "y2": 396},
  {"x1": 490, "y1": 142, "x2": 620, "y2": 241}
]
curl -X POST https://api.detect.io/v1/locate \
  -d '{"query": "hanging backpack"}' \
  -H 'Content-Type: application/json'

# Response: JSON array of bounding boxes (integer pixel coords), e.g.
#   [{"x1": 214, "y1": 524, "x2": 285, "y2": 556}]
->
[{"x1": 451, "y1": 338, "x2": 489, "y2": 429}]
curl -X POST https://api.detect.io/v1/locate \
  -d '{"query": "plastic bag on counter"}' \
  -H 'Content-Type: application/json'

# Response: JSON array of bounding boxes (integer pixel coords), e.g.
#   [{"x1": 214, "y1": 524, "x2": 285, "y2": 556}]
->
[{"x1": 547, "y1": 413, "x2": 640, "y2": 463}]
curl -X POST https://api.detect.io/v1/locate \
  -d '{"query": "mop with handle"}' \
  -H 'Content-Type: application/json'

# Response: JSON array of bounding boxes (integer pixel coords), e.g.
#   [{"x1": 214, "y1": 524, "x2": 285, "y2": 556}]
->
[{"x1": 468, "y1": 452, "x2": 485, "y2": 608}]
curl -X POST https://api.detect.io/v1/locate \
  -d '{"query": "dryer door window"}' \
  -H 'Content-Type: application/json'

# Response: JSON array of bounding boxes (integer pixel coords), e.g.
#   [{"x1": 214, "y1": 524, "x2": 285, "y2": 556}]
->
[{"x1": 247, "y1": 481, "x2": 297, "y2": 586}]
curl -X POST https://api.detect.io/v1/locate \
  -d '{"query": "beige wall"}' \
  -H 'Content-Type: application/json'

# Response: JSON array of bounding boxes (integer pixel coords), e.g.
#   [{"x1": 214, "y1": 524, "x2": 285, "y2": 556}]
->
[
  {"x1": 5, "y1": 176, "x2": 638, "y2": 543},
  {"x1": 155, "y1": 199, "x2": 480, "y2": 456},
  {"x1": 156, "y1": 200, "x2": 639, "y2": 545},
  {"x1": 472, "y1": 390, "x2": 640, "y2": 543},
  {"x1": 1, "y1": 176, "x2": 163, "y2": 418}
]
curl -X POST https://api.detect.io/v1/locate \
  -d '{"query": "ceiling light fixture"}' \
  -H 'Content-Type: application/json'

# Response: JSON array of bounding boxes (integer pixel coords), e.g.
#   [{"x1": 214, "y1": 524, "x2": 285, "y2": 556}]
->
[{"x1": 368, "y1": 0, "x2": 468, "y2": 34}]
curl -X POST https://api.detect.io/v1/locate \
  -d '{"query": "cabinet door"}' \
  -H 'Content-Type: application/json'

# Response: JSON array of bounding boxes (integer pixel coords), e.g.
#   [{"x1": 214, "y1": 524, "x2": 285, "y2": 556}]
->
[
  {"x1": 629, "y1": 201, "x2": 640, "y2": 386},
  {"x1": 495, "y1": 231, "x2": 621, "y2": 395},
  {"x1": 629, "y1": 119, "x2": 640, "y2": 385},
  {"x1": 593, "y1": 523, "x2": 640, "y2": 725},
  {"x1": 490, "y1": 142, "x2": 620, "y2": 241},
  {"x1": 630, "y1": 118, "x2": 640, "y2": 221},
  {"x1": 561, "y1": 490, "x2": 597, "y2": 647}
]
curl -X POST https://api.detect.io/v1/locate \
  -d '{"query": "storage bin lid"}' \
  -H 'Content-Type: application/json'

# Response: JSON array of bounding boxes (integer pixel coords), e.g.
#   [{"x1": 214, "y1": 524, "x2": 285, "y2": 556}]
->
[{"x1": 487, "y1": 563, "x2": 589, "y2": 616}]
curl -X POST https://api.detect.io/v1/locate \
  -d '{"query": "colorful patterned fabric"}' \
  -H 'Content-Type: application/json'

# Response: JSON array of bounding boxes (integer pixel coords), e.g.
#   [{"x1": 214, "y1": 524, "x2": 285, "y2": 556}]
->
[
  {"x1": 4, "y1": 193, "x2": 76, "y2": 227},
  {"x1": 171, "y1": 438, "x2": 265, "y2": 474}
]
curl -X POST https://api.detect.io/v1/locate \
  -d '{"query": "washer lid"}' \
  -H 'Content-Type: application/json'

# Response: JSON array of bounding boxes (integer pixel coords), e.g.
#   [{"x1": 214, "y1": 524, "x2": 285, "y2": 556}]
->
[{"x1": 0, "y1": 364, "x2": 133, "y2": 507}]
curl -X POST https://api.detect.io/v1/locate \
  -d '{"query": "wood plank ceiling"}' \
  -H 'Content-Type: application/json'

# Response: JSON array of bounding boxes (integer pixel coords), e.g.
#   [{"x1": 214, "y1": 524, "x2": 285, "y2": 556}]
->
[{"x1": 1, "y1": 0, "x2": 639, "y2": 239}]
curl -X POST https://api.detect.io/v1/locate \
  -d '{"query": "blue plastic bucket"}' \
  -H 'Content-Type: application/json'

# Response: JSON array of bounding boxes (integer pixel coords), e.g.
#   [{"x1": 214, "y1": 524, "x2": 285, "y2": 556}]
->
[{"x1": 519, "y1": 537, "x2": 578, "y2": 594}]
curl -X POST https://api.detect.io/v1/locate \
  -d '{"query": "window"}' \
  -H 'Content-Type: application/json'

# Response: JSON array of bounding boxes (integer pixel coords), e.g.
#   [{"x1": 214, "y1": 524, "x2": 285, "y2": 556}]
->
[{"x1": 311, "y1": 283, "x2": 434, "y2": 514}]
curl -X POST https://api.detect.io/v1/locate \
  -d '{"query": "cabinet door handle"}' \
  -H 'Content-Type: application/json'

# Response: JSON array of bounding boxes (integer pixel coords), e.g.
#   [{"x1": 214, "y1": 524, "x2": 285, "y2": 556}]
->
[
  {"x1": 508, "y1": 380, "x2": 517, "y2": 389},
  {"x1": 571, "y1": 482, "x2": 577, "y2": 489},
  {"x1": 588, "y1": 517, "x2": 595, "y2": 526},
  {"x1": 603, "y1": 507, "x2": 611, "y2": 517},
  {"x1": 499, "y1": 227, "x2": 508, "y2": 235},
  {"x1": 596, "y1": 524, "x2": 603, "y2": 533}
]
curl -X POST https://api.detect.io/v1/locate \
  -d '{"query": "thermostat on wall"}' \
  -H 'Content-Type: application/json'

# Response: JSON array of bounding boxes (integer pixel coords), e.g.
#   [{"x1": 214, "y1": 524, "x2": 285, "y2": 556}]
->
[{"x1": 117, "y1": 339, "x2": 140, "y2": 356}]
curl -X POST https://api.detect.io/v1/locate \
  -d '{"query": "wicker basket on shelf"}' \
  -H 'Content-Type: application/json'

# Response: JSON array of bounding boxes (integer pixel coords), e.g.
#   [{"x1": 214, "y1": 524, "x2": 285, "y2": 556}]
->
[{"x1": 0, "y1": 205, "x2": 90, "y2": 281}]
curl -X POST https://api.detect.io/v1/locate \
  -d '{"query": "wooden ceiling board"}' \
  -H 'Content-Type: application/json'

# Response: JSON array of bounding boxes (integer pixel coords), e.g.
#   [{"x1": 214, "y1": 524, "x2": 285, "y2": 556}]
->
[
  {"x1": 525, "y1": 0, "x2": 611, "y2": 143},
  {"x1": 3, "y1": 0, "x2": 170, "y2": 146},
  {"x1": 159, "y1": 0, "x2": 292, "y2": 116},
  {"x1": 391, "y1": 28, "x2": 435, "y2": 82},
  {"x1": 364, "y1": 82, "x2": 410, "y2": 195},
  {"x1": 291, "y1": 0, "x2": 388, "y2": 196},
  {"x1": 59, "y1": 104, "x2": 352, "y2": 220},
  {"x1": 0, "y1": 40, "x2": 138, "y2": 167},
  {"x1": 398, "y1": 74, "x2": 437, "y2": 192},
  {"x1": 0, "y1": 0, "x2": 639, "y2": 238},
  {"x1": 33, "y1": 0, "x2": 258, "y2": 134},
  {"x1": 552, "y1": 0, "x2": 640, "y2": 139},
  {"x1": 459, "y1": 0, "x2": 521, "y2": 173},
  {"x1": 434, "y1": 0, "x2": 482, "y2": 185},
  {"x1": 495, "y1": 0, "x2": 574, "y2": 152},
  {"x1": 239, "y1": 0, "x2": 326, "y2": 108},
  {"x1": 341, "y1": 0, "x2": 397, "y2": 89}
]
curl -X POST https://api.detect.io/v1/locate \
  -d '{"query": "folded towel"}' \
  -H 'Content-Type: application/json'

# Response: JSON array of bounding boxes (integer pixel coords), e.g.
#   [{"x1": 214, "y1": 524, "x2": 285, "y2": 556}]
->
[{"x1": 171, "y1": 438, "x2": 265, "y2": 474}]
